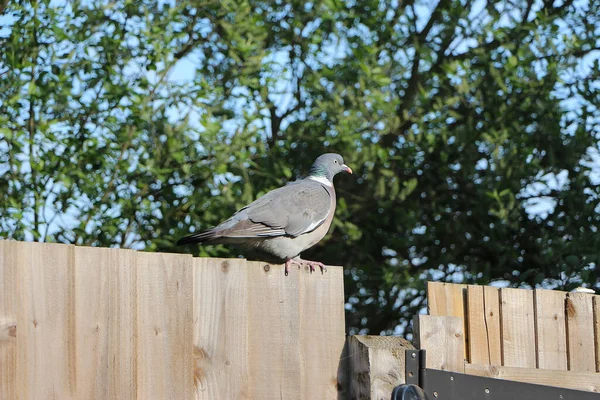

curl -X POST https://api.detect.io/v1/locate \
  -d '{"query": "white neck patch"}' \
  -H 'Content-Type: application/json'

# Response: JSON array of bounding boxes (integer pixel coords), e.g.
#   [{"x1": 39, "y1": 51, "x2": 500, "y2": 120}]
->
[{"x1": 308, "y1": 175, "x2": 333, "y2": 187}]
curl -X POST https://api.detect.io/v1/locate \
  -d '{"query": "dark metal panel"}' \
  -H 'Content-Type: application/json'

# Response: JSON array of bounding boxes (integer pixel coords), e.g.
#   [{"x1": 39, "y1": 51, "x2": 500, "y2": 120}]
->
[
  {"x1": 421, "y1": 368, "x2": 600, "y2": 400},
  {"x1": 399, "y1": 349, "x2": 600, "y2": 400}
]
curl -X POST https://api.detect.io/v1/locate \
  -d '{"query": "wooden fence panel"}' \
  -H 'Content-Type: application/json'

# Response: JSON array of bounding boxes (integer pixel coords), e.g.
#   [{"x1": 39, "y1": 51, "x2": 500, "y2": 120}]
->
[
  {"x1": 594, "y1": 296, "x2": 600, "y2": 372},
  {"x1": 500, "y1": 288, "x2": 536, "y2": 368},
  {"x1": 466, "y1": 285, "x2": 501, "y2": 365},
  {"x1": 427, "y1": 282, "x2": 467, "y2": 320},
  {"x1": 193, "y1": 260, "x2": 346, "y2": 400},
  {"x1": 298, "y1": 264, "x2": 346, "y2": 399},
  {"x1": 73, "y1": 246, "x2": 137, "y2": 399},
  {"x1": 247, "y1": 261, "x2": 302, "y2": 400},
  {"x1": 414, "y1": 315, "x2": 465, "y2": 372},
  {"x1": 427, "y1": 282, "x2": 468, "y2": 358},
  {"x1": 17, "y1": 242, "x2": 76, "y2": 399},
  {"x1": 1, "y1": 240, "x2": 346, "y2": 399},
  {"x1": 566, "y1": 292, "x2": 596, "y2": 372},
  {"x1": 136, "y1": 252, "x2": 194, "y2": 400},
  {"x1": 193, "y1": 258, "x2": 249, "y2": 400},
  {"x1": 533, "y1": 289, "x2": 567, "y2": 370},
  {"x1": 422, "y1": 282, "x2": 600, "y2": 394},
  {"x1": 0, "y1": 240, "x2": 17, "y2": 399}
]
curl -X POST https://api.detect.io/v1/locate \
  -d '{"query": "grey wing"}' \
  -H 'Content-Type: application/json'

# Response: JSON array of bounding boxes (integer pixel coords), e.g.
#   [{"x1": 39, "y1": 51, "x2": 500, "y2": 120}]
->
[
  {"x1": 247, "y1": 181, "x2": 332, "y2": 237},
  {"x1": 218, "y1": 181, "x2": 330, "y2": 238}
]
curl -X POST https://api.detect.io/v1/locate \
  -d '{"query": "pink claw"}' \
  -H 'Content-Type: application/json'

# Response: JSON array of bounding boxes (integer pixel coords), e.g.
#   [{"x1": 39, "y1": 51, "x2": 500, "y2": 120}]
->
[
  {"x1": 284, "y1": 259, "x2": 303, "y2": 276},
  {"x1": 284, "y1": 259, "x2": 327, "y2": 275},
  {"x1": 301, "y1": 260, "x2": 326, "y2": 274}
]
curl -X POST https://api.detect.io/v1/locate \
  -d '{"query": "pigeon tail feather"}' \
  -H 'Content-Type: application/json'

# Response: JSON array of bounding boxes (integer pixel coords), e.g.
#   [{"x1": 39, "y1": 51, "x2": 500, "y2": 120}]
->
[{"x1": 176, "y1": 228, "x2": 219, "y2": 245}]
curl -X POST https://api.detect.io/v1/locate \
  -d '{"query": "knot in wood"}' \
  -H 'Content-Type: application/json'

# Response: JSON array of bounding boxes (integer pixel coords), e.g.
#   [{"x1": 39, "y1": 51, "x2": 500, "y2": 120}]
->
[{"x1": 221, "y1": 261, "x2": 229, "y2": 273}]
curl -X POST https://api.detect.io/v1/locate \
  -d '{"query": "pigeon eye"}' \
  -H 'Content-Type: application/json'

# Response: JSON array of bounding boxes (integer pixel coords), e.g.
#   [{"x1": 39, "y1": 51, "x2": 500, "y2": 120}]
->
[{"x1": 334, "y1": 160, "x2": 338, "y2": 164}]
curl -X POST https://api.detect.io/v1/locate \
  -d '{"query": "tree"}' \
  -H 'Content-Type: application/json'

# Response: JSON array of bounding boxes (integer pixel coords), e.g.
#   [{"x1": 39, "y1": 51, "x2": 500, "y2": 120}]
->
[{"x1": 1, "y1": 0, "x2": 598, "y2": 334}]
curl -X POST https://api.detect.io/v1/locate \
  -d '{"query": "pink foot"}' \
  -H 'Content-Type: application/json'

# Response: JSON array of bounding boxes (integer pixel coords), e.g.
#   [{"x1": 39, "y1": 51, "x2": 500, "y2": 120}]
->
[
  {"x1": 284, "y1": 258, "x2": 327, "y2": 275},
  {"x1": 284, "y1": 259, "x2": 303, "y2": 276},
  {"x1": 297, "y1": 258, "x2": 327, "y2": 274}
]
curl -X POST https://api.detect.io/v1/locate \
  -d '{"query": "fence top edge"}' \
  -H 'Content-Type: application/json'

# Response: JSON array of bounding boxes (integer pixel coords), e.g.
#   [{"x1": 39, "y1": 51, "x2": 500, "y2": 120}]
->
[{"x1": 0, "y1": 239, "x2": 344, "y2": 268}]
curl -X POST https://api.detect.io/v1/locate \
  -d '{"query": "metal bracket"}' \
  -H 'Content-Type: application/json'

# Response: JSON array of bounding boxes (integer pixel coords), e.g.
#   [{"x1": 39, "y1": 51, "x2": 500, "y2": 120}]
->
[
  {"x1": 393, "y1": 350, "x2": 599, "y2": 400},
  {"x1": 405, "y1": 349, "x2": 420, "y2": 385}
]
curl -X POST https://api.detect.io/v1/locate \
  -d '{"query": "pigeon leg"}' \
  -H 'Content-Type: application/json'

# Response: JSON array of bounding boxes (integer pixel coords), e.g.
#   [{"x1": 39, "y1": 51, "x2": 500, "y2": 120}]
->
[
  {"x1": 294, "y1": 258, "x2": 327, "y2": 274},
  {"x1": 284, "y1": 258, "x2": 303, "y2": 276}
]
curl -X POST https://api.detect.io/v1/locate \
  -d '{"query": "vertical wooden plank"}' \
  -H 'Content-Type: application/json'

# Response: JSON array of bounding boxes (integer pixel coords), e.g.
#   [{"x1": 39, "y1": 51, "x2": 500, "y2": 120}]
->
[
  {"x1": 427, "y1": 282, "x2": 468, "y2": 358},
  {"x1": 193, "y1": 258, "x2": 249, "y2": 400},
  {"x1": 0, "y1": 240, "x2": 17, "y2": 399},
  {"x1": 466, "y1": 285, "x2": 486, "y2": 364},
  {"x1": 593, "y1": 296, "x2": 600, "y2": 373},
  {"x1": 414, "y1": 315, "x2": 465, "y2": 372},
  {"x1": 500, "y1": 288, "x2": 536, "y2": 368},
  {"x1": 427, "y1": 282, "x2": 467, "y2": 317},
  {"x1": 298, "y1": 265, "x2": 346, "y2": 400},
  {"x1": 483, "y1": 286, "x2": 502, "y2": 365},
  {"x1": 136, "y1": 252, "x2": 193, "y2": 400},
  {"x1": 16, "y1": 242, "x2": 76, "y2": 398},
  {"x1": 566, "y1": 292, "x2": 596, "y2": 372},
  {"x1": 74, "y1": 246, "x2": 137, "y2": 399},
  {"x1": 467, "y1": 285, "x2": 501, "y2": 365},
  {"x1": 247, "y1": 262, "x2": 301, "y2": 400},
  {"x1": 534, "y1": 289, "x2": 567, "y2": 370}
]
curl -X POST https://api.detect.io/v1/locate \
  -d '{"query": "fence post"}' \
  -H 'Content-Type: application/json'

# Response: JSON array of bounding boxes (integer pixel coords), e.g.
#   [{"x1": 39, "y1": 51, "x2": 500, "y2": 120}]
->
[{"x1": 345, "y1": 335, "x2": 414, "y2": 399}]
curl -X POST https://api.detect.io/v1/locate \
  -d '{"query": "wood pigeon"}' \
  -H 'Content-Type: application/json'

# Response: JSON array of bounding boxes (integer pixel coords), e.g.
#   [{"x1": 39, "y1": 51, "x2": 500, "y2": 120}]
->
[{"x1": 177, "y1": 153, "x2": 352, "y2": 274}]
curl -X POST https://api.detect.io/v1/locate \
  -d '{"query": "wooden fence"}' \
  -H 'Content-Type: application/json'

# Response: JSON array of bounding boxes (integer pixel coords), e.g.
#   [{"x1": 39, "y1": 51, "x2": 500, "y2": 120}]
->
[
  {"x1": 0, "y1": 240, "x2": 345, "y2": 399},
  {"x1": 416, "y1": 282, "x2": 600, "y2": 392},
  {"x1": 2, "y1": 240, "x2": 599, "y2": 398}
]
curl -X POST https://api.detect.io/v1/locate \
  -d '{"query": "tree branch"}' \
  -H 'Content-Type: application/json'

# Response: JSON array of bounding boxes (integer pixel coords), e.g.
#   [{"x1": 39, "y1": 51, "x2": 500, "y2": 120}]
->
[
  {"x1": 0, "y1": 0, "x2": 9, "y2": 16},
  {"x1": 29, "y1": 5, "x2": 40, "y2": 240}
]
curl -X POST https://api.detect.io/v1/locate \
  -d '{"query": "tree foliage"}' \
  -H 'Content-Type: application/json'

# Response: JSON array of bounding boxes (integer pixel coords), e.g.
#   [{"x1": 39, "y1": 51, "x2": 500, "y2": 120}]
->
[{"x1": 1, "y1": 0, "x2": 599, "y2": 334}]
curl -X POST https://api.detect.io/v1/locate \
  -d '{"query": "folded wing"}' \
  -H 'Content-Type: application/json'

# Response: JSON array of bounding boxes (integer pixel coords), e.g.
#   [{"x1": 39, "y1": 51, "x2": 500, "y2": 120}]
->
[{"x1": 225, "y1": 180, "x2": 332, "y2": 238}]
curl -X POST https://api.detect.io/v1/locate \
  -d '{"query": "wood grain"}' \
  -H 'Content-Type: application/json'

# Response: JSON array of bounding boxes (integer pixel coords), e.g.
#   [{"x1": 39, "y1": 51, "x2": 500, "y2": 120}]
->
[
  {"x1": 247, "y1": 261, "x2": 302, "y2": 400},
  {"x1": 193, "y1": 258, "x2": 249, "y2": 400},
  {"x1": 593, "y1": 296, "x2": 600, "y2": 372},
  {"x1": 566, "y1": 292, "x2": 596, "y2": 372},
  {"x1": 16, "y1": 242, "x2": 76, "y2": 399},
  {"x1": 347, "y1": 335, "x2": 415, "y2": 399},
  {"x1": 467, "y1": 285, "x2": 501, "y2": 365},
  {"x1": 414, "y1": 315, "x2": 465, "y2": 372},
  {"x1": 465, "y1": 363, "x2": 600, "y2": 393},
  {"x1": 298, "y1": 264, "x2": 346, "y2": 399},
  {"x1": 0, "y1": 240, "x2": 17, "y2": 399},
  {"x1": 500, "y1": 288, "x2": 536, "y2": 368},
  {"x1": 427, "y1": 282, "x2": 467, "y2": 318},
  {"x1": 533, "y1": 289, "x2": 567, "y2": 370},
  {"x1": 427, "y1": 282, "x2": 468, "y2": 358},
  {"x1": 1, "y1": 240, "x2": 349, "y2": 399},
  {"x1": 136, "y1": 251, "x2": 194, "y2": 400},
  {"x1": 73, "y1": 246, "x2": 137, "y2": 399}
]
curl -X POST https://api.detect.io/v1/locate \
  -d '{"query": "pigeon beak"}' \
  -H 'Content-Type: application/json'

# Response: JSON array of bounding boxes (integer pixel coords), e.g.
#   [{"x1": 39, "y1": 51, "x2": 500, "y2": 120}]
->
[{"x1": 342, "y1": 164, "x2": 353, "y2": 174}]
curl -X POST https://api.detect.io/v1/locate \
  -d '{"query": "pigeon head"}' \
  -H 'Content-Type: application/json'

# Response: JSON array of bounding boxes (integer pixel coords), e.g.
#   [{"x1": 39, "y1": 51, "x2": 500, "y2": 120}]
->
[{"x1": 308, "y1": 153, "x2": 352, "y2": 182}]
